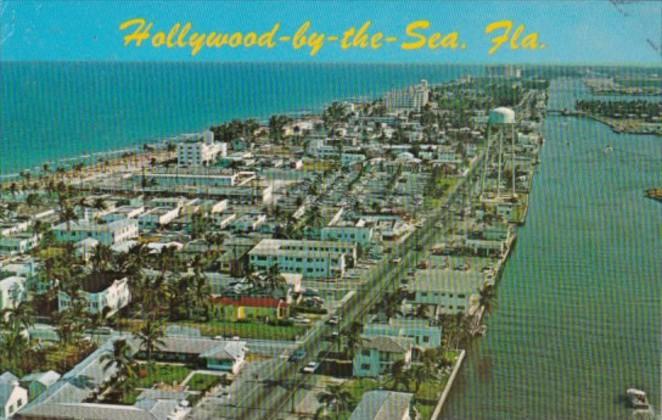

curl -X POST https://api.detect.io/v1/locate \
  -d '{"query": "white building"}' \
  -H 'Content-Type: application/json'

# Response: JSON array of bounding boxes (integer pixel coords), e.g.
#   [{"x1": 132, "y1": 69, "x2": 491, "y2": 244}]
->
[
  {"x1": 249, "y1": 239, "x2": 356, "y2": 279},
  {"x1": 177, "y1": 131, "x2": 227, "y2": 167},
  {"x1": 58, "y1": 273, "x2": 130, "y2": 316},
  {"x1": 53, "y1": 219, "x2": 138, "y2": 246},
  {"x1": 320, "y1": 220, "x2": 374, "y2": 246},
  {"x1": 0, "y1": 233, "x2": 39, "y2": 256},
  {"x1": 384, "y1": 80, "x2": 430, "y2": 111},
  {"x1": 0, "y1": 372, "x2": 28, "y2": 419},
  {"x1": 0, "y1": 276, "x2": 26, "y2": 311},
  {"x1": 412, "y1": 269, "x2": 483, "y2": 315},
  {"x1": 138, "y1": 207, "x2": 180, "y2": 231}
]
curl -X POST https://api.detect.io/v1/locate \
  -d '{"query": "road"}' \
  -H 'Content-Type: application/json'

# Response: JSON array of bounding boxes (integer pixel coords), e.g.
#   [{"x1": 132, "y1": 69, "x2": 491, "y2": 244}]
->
[{"x1": 188, "y1": 149, "x2": 487, "y2": 420}]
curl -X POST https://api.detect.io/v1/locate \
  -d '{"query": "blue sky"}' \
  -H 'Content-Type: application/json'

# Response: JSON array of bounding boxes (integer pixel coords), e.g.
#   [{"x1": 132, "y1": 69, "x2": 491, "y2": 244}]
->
[{"x1": 1, "y1": 0, "x2": 660, "y2": 64}]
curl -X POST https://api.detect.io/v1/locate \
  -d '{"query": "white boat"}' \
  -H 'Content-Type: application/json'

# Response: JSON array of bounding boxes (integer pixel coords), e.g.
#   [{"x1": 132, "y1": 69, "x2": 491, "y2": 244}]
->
[{"x1": 627, "y1": 388, "x2": 650, "y2": 410}]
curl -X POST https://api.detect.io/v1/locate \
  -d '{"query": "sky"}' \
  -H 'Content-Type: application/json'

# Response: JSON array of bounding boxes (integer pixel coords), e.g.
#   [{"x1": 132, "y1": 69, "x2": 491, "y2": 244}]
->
[{"x1": 0, "y1": 0, "x2": 660, "y2": 64}]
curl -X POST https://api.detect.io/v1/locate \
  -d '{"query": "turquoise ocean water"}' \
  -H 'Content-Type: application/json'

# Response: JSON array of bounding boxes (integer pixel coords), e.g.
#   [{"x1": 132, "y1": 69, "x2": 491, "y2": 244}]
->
[{"x1": 1, "y1": 62, "x2": 479, "y2": 176}]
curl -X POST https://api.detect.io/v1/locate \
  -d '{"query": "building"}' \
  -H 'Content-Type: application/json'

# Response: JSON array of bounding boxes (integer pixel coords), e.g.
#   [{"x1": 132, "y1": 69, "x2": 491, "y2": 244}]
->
[
  {"x1": 19, "y1": 372, "x2": 60, "y2": 400},
  {"x1": 384, "y1": 80, "x2": 430, "y2": 111},
  {"x1": 210, "y1": 296, "x2": 289, "y2": 321},
  {"x1": 248, "y1": 239, "x2": 356, "y2": 279},
  {"x1": 0, "y1": 276, "x2": 26, "y2": 311},
  {"x1": 52, "y1": 219, "x2": 138, "y2": 246},
  {"x1": 363, "y1": 318, "x2": 442, "y2": 349},
  {"x1": 349, "y1": 390, "x2": 413, "y2": 420},
  {"x1": 0, "y1": 372, "x2": 28, "y2": 419},
  {"x1": 0, "y1": 234, "x2": 39, "y2": 257},
  {"x1": 320, "y1": 220, "x2": 374, "y2": 246},
  {"x1": 58, "y1": 272, "x2": 130, "y2": 316},
  {"x1": 353, "y1": 336, "x2": 413, "y2": 378},
  {"x1": 132, "y1": 336, "x2": 247, "y2": 374},
  {"x1": 177, "y1": 131, "x2": 227, "y2": 167},
  {"x1": 412, "y1": 269, "x2": 484, "y2": 315},
  {"x1": 138, "y1": 207, "x2": 180, "y2": 231}
]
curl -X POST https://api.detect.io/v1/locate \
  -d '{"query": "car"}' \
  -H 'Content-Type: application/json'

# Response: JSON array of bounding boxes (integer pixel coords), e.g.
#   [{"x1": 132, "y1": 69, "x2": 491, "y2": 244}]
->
[
  {"x1": 231, "y1": 336, "x2": 241, "y2": 341},
  {"x1": 391, "y1": 258, "x2": 402, "y2": 264},
  {"x1": 326, "y1": 315, "x2": 341, "y2": 325},
  {"x1": 302, "y1": 361, "x2": 320, "y2": 374},
  {"x1": 288, "y1": 349, "x2": 307, "y2": 362}
]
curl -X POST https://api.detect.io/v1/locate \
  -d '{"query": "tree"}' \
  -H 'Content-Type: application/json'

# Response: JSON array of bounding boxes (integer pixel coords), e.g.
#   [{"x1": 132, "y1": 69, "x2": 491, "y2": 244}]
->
[
  {"x1": 410, "y1": 363, "x2": 431, "y2": 393},
  {"x1": 134, "y1": 319, "x2": 165, "y2": 371},
  {"x1": 268, "y1": 115, "x2": 290, "y2": 144},
  {"x1": 1, "y1": 301, "x2": 35, "y2": 332},
  {"x1": 415, "y1": 304, "x2": 430, "y2": 320},
  {"x1": 100, "y1": 338, "x2": 137, "y2": 398},
  {"x1": 91, "y1": 244, "x2": 113, "y2": 273},
  {"x1": 390, "y1": 359, "x2": 410, "y2": 391},
  {"x1": 58, "y1": 204, "x2": 77, "y2": 231},
  {"x1": 316, "y1": 382, "x2": 353, "y2": 418},
  {"x1": 341, "y1": 321, "x2": 363, "y2": 359}
]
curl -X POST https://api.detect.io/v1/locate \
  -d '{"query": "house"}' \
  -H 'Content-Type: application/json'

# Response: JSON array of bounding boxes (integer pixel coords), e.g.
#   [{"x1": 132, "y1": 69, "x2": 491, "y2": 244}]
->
[
  {"x1": 138, "y1": 207, "x2": 180, "y2": 231},
  {"x1": 0, "y1": 234, "x2": 39, "y2": 257},
  {"x1": 412, "y1": 269, "x2": 483, "y2": 315},
  {"x1": 231, "y1": 213, "x2": 266, "y2": 233},
  {"x1": 0, "y1": 372, "x2": 28, "y2": 419},
  {"x1": 248, "y1": 239, "x2": 356, "y2": 279},
  {"x1": 353, "y1": 336, "x2": 413, "y2": 378},
  {"x1": 58, "y1": 272, "x2": 130, "y2": 316},
  {"x1": 363, "y1": 318, "x2": 442, "y2": 349},
  {"x1": 133, "y1": 336, "x2": 247, "y2": 374},
  {"x1": 210, "y1": 296, "x2": 289, "y2": 321},
  {"x1": 0, "y1": 276, "x2": 26, "y2": 311},
  {"x1": 349, "y1": 390, "x2": 413, "y2": 420},
  {"x1": 19, "y1": 372, "x2": 60, "y2": 400},
  {"x1": 52, "y1": 219, "x2": 138, "y2": 246}
]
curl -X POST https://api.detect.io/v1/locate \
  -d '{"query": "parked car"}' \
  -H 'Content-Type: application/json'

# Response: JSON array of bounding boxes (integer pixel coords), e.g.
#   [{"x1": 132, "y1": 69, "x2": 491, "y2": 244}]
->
[
  {"x1": 288, "y1": 349, "x2": 307, "y2": 362},
  {"x1": 326, "y1": 315, "x2": 341, "y2": 325},
  {"x1": 302, "y1": 361, "x2": 320, "y2": 374}
]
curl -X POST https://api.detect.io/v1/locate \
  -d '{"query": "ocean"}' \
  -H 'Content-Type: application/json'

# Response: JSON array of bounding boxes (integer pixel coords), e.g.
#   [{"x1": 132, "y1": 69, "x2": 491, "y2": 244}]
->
[{"x1": 1, "y1": 62, "x2": 481, "y2": 176}]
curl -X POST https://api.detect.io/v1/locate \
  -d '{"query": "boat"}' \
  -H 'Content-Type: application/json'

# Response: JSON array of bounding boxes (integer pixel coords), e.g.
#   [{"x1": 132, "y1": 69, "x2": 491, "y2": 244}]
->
[
  {"x1": 603, "y1": 144, "x2": 613, "y2": 154},
  {"x1": 627, "y1": 388, "x2": 650, "y2": 410}
]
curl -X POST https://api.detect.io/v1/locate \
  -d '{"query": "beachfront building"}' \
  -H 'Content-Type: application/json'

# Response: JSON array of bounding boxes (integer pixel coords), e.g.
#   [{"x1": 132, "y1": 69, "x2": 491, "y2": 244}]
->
[
  {"x1": 52, "y1": 219, "x2": 138, "y2": 246},
  {"x1": 58, "y1": 272, "x2": 130, "y2": 316},
  {"x1": 412, "y1": 269, "x2": 483, "y2": 315},
  {"x1": 349, "y1": 390, "x2": 413, "y2": 420},
  {"x1": 248, "y1": 239, "x2": 356, "y2": 279},
  {"x1": 177, "y1": 131, "x2": 227, "y2": 167},
  {"x1": 384, "y1": 80, "x2": 430, "y2": 112},
  {"x1": 0, "y1": 372, "x2": 28, "y2": 419},
  {"x1": 352, "y1": 336, "x2": 413, "y2": 378}
]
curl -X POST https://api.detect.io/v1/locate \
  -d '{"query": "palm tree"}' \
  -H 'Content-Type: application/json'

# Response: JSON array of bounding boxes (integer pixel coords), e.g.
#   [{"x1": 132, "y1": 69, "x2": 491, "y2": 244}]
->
[
  {"x1": 390, "y1": 359, "x2": 410, "y2": 391},
  {"x1": 341, "y1": 321, "x2": 363, "y2": 359},
  {"x1": 91, "y1": 243, "x2": 113, "y2": 272},
  {"x1": 1, "y1": 301, "x2": 35, "y2": 332},
  {"x1": 100, "y1": 338, "x2": 137, "y2": 398},
  {"x1": 316, "y1": 382, "x2": 353, "y2": 418},
  {"x1": 268, "y1": 115, "x2": 290, "y2": 144},
  {"x1": 410, "y1": 363, "x2": 431, "y2": 393},
  {"x1": 134, "y1": 319, "x2": 165, "y2": 372},
  {"x1": 264, "y1": 264, "x2": 287, "y2": 295},
  {"x1": 92, "y1": 197, "x2": 108, "y2": 211},
  {"x1": 58, "y1": 204, "x2": 77, "y2": 231}
]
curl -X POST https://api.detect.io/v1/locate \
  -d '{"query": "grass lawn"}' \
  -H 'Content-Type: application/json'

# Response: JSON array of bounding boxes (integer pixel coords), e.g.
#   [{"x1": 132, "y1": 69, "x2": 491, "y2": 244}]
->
[
  {"x1": 118, "y1": 319, "x2": 307, "y2": 340},
  {"x1": 42, "y1": 342, "x2": 96, "y2": 373},
  {"x1": 186, "y1": 373, "x2": 223, "y2": 392},
  {"x1": 176, "y1": 320, "x2": 306, "y2": 341},
  {"x1": 133, "y1": 364, "x2": 192, "y2": 388}
]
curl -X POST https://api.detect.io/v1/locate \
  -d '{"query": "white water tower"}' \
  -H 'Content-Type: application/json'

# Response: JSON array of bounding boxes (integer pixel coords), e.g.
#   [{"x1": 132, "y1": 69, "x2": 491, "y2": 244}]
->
[{"x1": 481, "y1": 107, "x2": 517, "y2": 198}]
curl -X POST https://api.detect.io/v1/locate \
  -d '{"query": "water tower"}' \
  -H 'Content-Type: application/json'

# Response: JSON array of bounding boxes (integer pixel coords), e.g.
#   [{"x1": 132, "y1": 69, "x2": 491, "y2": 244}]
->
[{"x1": 480, "y1": 107, "x2": 517, "y2": 198}]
